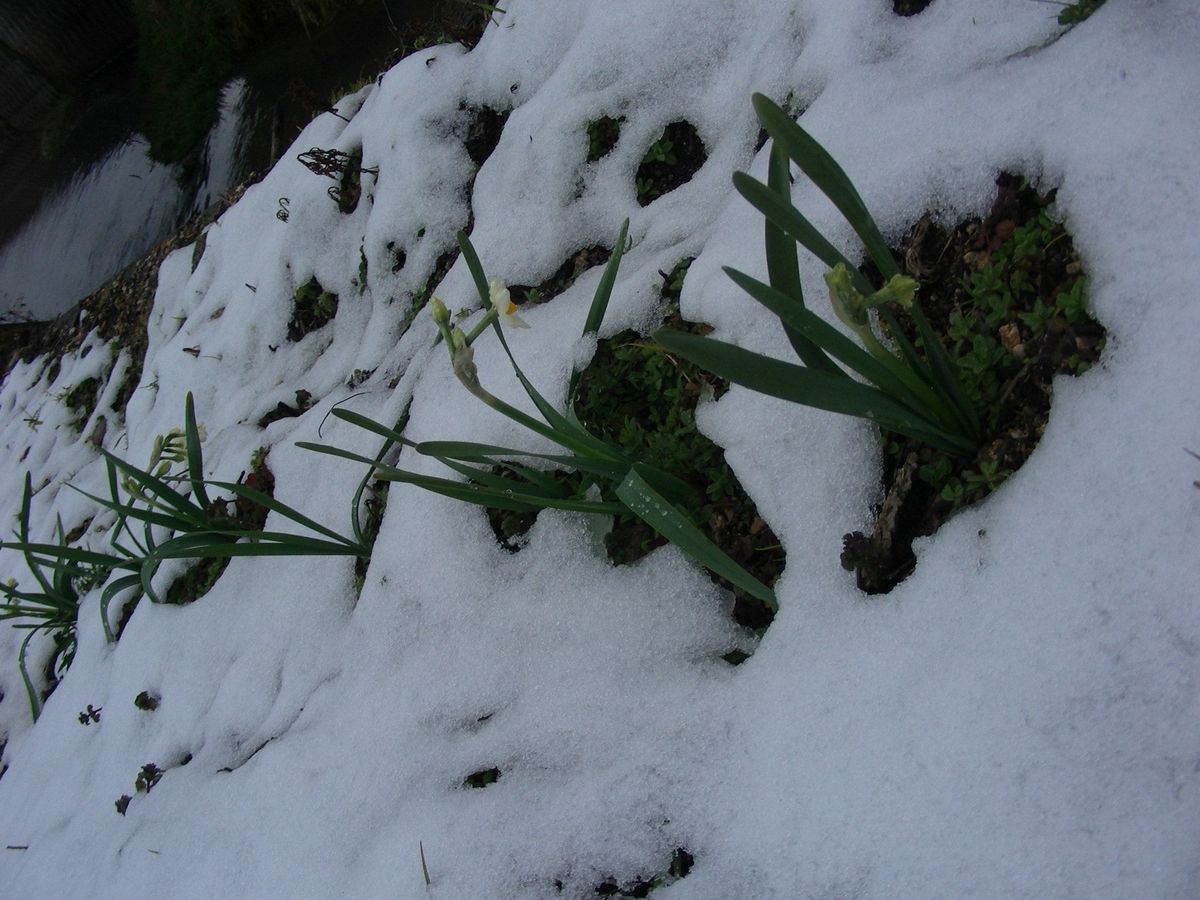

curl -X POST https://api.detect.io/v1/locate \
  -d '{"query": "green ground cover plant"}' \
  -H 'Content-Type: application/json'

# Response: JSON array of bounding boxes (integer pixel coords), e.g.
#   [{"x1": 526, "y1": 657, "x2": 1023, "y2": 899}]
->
[
  {"x1": 635, "y1": 121, "x2": 706, "y2": 206},
  {"x1": 586, "y1": 115, "x2": 623, "y2": 162}
]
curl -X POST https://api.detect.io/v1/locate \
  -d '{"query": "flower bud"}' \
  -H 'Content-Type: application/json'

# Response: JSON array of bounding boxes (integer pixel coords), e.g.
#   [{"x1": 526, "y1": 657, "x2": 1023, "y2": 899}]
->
[
  {"x1": 430, "y1": 297, "x2": 451, "y2": 327},
  {"x1": 825, "y1": 263, "x2": 869, "y2": 330}
]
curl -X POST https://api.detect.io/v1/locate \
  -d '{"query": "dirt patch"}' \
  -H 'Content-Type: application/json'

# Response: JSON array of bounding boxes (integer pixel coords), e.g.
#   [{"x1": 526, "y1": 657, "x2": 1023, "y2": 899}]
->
[
  {"x1": 509, "y1": 245, "x2": 613, "y2": 306},
  {"x1": 635, "y1": 121, "x2": 706, "y2": 206}
]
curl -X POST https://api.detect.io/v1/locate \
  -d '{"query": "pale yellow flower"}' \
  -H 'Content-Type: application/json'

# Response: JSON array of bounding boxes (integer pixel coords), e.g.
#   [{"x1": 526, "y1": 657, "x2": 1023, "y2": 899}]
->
[{"x1": 488, "y1": 277, "x2": 529, "y2": 329}]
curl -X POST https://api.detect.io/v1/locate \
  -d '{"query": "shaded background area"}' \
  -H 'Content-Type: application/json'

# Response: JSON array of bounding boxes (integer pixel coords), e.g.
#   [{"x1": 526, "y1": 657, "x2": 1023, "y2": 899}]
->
[
  {"x1": 0, "y1": 0, "x2": 137, "y2": 248},
  {"x1": 0, "y1": 0, "x2": 484, "y2": 321}
]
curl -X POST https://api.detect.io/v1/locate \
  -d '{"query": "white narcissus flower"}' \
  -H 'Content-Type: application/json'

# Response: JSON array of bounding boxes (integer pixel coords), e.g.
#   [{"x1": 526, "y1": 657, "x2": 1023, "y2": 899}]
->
[{"x1": 488, "y1": 277, "x2": 529, "y2": 329}]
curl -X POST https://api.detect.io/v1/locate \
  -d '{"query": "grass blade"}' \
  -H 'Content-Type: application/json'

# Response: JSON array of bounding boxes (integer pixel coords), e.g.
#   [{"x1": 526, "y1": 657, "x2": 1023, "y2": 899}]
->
[
  {"x1": 374, "y1": 465, "x2": 625, "y2": 516},
  {"x1": 763, "y1": 144, "x2": 840, "y2": 375},
  {"x1": 654, "y1": 329, "x2": 975, "y2": 454},
  {"x1": 184, "y1": 392, "x2": 211, "y2": 510},
  {"x1": 733, "y1": 171, "x2": 876, "y2": 298},
  {"x1": 205, "y1": 481, "x2": 363, "y2": 549},
  {"x1": 18, "y1": 629, "x2": 43, "y2": 721},
  {"x1": 18, "y1": 474, "x2": 55, "y2": 598},
  {"x1": 723, "y1": 267, "x2": 950, "y2": 419},
  {"x1": 456, "y1": 230, "x2": 491, "y2": 308},
  {"x1": 616, "y1": 466, "x2": 777, "y2": 611},
  {"x1": 752, "y1": 93, "x2": 899, "y2": 279},
  {"x1": 416, "y1": 441, "x2": 629, "y2": 480},
  {"x1": 100, "y1": 573, "x2": 142, "y2": 643},
  {"x1": 580, "y1": 218, "x2": 629, "y2": 342},
  {"x1": 99, "y1": 448, "x2": 208, "y2": 525}
]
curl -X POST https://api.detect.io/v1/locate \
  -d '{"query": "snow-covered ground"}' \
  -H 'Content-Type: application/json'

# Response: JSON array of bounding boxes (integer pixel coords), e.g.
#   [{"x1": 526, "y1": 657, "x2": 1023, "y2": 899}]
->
[{"x1": 1, "y1": 1, "x2": 1198, "y2": 896}]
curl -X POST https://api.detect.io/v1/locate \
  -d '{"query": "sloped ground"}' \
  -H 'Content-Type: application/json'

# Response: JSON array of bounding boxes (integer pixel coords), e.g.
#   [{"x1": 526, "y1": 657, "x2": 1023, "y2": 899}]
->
[{"x1": 1, "y1": 2, "x2": 1198, "y2": 897}]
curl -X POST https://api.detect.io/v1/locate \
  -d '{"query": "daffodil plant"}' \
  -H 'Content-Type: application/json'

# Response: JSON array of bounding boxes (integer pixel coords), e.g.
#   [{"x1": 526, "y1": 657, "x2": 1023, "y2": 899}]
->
[
  {"x1": 655, "y1": 94, "x2": 980, "y2": 456},
  {"x1": 1, "y1": 394, "x2": 368, "y2": 720},
  {"x1": 300, "y1": 221, "x2": 779, "y2": 612}
]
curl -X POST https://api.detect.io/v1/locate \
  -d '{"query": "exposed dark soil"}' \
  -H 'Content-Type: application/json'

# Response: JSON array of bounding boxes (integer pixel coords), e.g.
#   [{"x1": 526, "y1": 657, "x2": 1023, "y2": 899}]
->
[
  {"x1": 509, "y1": 245, "x2": 614, "y2": 306},
  {"x1": 287, "y1": 277, "x2": 339, "y2": 342},
  {"x1": 893, "y1": 0, "x2": 934, "y2": 16},
  {"x1": 463, "y1": 105, "x2": 510, "y2": 167},
  {"x1": 635, "y1": 121, "x2": 706, "y2": 206},
  {"x1": 842, "y1": 173, "x2": 1106, "y2": 593}
]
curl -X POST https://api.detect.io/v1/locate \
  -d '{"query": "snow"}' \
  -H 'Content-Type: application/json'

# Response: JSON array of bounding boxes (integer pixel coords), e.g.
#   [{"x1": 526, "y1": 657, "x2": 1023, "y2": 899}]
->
[
  {"x1": 2, "y1": 1, "x2": 1199, "y2": 896},
  {"x1": 0, "y1": 78, "x2": 252, "y2": 322}
]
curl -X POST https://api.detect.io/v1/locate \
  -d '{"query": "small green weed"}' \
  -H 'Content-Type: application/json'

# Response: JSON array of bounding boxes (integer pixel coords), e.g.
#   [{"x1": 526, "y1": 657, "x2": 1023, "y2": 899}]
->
[
  {"x1": 288, "y1": 277, "x2": 339, "y2": 342},
  {"x1": 586, "y1": 115, "x2": 624, "y2": 162},
  {"x1": 635, "y1": 121, "x2": 706, "y2": 206}
]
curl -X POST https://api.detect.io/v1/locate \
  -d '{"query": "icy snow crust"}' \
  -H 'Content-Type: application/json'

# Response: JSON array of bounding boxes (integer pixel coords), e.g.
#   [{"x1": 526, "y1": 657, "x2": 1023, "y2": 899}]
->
[{"x1": 2, "y1": 1, "x2": 1199, "y2": 896}]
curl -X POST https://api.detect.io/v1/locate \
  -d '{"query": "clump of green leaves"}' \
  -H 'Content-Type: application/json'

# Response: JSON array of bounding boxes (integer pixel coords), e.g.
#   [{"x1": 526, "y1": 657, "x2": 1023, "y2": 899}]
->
[
  {"x1": 1, "y1": 394, "x2": 369, "y2": 720},
  {"x1": 0, "y1": 475, "x2": 105, "y2": 720},
  {"x1": 288, "y1": 277, "x2": 339, "y2": 342},
  {"x1": 657, "y1": 94, "x2": 981, "y2": 457},
  {"x1": 301, "y1": 221, "x2": 779, "y2": 615},
  {"x1": 573, "y1": 315, "x2": 784, "y2": 626}
]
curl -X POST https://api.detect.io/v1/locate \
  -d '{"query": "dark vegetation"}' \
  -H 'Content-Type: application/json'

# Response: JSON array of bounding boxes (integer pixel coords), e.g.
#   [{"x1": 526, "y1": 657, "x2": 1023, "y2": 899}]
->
[
  {"x1": 287, "y1": 276, "x2": 339, "y2": 341},
  {"x1": 586, "y1": 115, "x2": 623, "y2": 162},
  {"x1": 61, "y1": 376, "x2": 100, "y2": 432},
  {"x1": 635, "y1": 121, "x2": 706, "y2": 206},
  {"x1": 584, "y1": 847, "x2": 694, "y2": 897},
  {"x1": 161, "y1": 451, "x2": 278, "y2": 604},
  {"x1": 131, "y1": 0, "x2": 491, "y2": 164},
  {"x1": 842, "y1": 174, "x2": 1106, "y2": 592}
]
